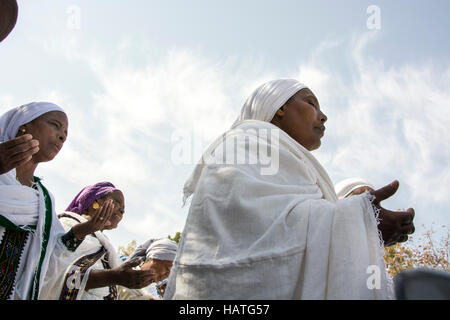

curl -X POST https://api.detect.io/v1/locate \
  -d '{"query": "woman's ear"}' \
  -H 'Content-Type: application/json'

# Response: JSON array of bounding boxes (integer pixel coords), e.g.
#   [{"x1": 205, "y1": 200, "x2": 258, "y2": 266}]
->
[
  {"x1": 275, "y1": 106, "x2": 286, "y2": 118},
  {"x1": 271, "y1": 106, "x2": 286, "y2": 126},
  {"x1": 17, "y1": 126, "x2": 26, "y2": 136}
]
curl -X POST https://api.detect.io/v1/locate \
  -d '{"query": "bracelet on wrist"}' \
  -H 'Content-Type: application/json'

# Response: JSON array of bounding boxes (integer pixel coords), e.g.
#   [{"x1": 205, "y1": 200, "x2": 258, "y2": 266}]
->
[{"x1": 61, "y1": 228, "x2": 85, "y2": 252}]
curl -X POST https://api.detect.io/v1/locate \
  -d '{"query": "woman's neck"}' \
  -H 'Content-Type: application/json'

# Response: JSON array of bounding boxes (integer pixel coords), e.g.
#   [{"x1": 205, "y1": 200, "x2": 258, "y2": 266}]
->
[{"x1": 15, "y1": 161, "x2": 38, "y2": 187}]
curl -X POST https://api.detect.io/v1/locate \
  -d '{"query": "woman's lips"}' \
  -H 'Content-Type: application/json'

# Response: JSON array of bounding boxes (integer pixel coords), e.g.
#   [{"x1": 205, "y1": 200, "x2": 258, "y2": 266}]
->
[
  {"x1": 314, "y1": 125, "x2": 326, "y2": 135},
  {"x1": 53, "y1": 143, "x2": 62, "y2": 152}
]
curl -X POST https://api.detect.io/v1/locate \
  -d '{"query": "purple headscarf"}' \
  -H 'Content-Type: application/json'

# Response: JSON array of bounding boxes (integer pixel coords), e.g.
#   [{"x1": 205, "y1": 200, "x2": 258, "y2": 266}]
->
[{"x1": 66, "y1": 182, "x2": 121, "y2": 215}]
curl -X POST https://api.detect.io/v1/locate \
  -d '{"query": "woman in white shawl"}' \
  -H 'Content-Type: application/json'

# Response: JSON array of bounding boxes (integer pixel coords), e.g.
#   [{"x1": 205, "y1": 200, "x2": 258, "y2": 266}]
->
[
  {"x1": 41, "y1": 182, "x2": 157, "y2": 300},
  {"x1": 164, "y1": 79, "x2": 415, "y2": 300},
  {"x1": 0, "y1": 102, "x2": 108, "y2": 300}
]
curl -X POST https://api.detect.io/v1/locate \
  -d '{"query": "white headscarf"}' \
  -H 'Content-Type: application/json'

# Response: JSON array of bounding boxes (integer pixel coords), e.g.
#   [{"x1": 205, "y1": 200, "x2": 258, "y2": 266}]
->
[
  {"x1": 145, "y1": 238, "x2": 178, "y2": 262},
  {"x1": 335, "y1": 177, "x2": 374, "y2": 199},
  {"x1": 0, "y1": 102, "x2": 65, "y2": 143},
  {"x1": 0, "y1": 101, "x2": 67, "y2": 299},
  {"x1": 183, "y1": 79, "x2": 308, "y2": 204}
]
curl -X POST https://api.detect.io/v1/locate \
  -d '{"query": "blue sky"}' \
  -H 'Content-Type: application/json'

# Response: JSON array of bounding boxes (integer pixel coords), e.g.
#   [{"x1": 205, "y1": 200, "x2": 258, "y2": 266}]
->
[{"x1": 1, "y1": 0, "x2": 449, "y2": 249}]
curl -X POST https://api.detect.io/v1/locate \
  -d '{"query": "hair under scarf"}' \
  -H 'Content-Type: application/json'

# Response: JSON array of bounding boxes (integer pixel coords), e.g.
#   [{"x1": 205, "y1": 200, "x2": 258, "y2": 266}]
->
[
  {"x1": 65, "y1": 182, "x2": 121, "y2": 215},
  {"x1": 182, "y1": 79, "x2": 308, "y2": 204},
  {"x1": 0, "y1": 102, "x2": 66, "y2": 143}
]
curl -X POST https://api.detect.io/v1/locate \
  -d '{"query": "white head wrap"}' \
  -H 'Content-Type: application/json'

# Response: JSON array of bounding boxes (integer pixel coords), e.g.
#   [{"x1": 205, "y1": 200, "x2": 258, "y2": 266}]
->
[
  {"x1": 335, "y1": 177, "x2": 374, "y2": 199},
  {"x1": 0, "y1": 102, "x2": 65, "y2": 143},
  {"x1": 232, "y1": 79, "x2": 307, "y2": 126},
  {"x1": 145, "y1": 238, "x2": 178, "y2": 262},
  {"x1": 183, "y1": 79, "x2": 308, "y2": 204}
]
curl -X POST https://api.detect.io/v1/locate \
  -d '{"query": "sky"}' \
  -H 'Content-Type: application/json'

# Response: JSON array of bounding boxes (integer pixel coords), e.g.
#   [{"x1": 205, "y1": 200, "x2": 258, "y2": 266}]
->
[{"x1": 1, "y1": 0, "x2": 449, "y2": 249}]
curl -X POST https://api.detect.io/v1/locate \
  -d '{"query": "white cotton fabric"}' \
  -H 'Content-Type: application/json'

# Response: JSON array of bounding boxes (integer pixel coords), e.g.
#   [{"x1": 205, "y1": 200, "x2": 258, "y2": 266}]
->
[
  {"x1": 40, "y1": 211, "x2": 123, "y2": 300},
  {"x1": 183, "y1": 79, "x2": 307, "y2": 205},
  {"x1": 335, "y1": 178, "x2": 375, "y2": 199},
  {"x1": 0, "y1": 102, "x2": 65, "y2": 143},
  {"x1": 0, "y1": 171, "x2": 70, "y2": 300},
  {"x1": 166, "y1": 78, "x2": 392, "y2": 300},
  {"x1": 165, "y1": 120, "x2": 391, "y2": 300},
  {"x1": 145, "y1": 238, "x2": 178, "y2": 262}
]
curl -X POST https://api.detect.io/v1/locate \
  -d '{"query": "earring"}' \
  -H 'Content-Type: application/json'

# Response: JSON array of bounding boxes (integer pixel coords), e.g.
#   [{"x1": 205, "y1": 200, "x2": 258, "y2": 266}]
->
[
  {"x1": 92, "y1": 202, "x2": 100, "y2": 210},
  {"x1": 20, "y1": 128, "x2": 26, "y2": 134}
]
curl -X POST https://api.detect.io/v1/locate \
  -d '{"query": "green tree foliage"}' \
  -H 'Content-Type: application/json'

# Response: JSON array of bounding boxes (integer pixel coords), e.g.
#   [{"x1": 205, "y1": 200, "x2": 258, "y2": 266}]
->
[
  {"x1": 168, "y1": 232, "x2": 181, "y2": 244},
  {"x1": 384, "y1": 225, "x2": 449, "y2": 277},
  {"x1": 118, "y1": 240, "x2": 137, "y2": 258}
]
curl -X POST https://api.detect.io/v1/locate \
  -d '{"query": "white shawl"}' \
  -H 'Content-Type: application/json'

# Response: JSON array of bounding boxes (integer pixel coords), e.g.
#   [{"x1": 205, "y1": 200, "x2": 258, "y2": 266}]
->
[
  {"x1": 40, "y1": 211, "x2": 122, "y2": 300},
  {"x1": 0, "y1": 170, "x2": 69, "y2": 300},
  {"x1": 183, "y1": 79, "x2": 307, "y2": 205},
  {"x1": 165, "y1": 120, "x2": 392, "y2": 300},
  {"x1": 335, "y1": 177, "x2": 375, "y2": 199}
]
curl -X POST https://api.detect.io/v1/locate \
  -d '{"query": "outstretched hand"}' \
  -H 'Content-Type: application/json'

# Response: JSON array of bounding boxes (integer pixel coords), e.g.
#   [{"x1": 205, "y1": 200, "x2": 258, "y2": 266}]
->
[
  {"x1": 0, "y1": 134, "x2": 39, "y2": 174},
  {"x1": 370, "y1": 180, "x2": 415, "y2": 247},
  {"x1": 114, "y1": 258, "x2": 158, "y2": 289}
]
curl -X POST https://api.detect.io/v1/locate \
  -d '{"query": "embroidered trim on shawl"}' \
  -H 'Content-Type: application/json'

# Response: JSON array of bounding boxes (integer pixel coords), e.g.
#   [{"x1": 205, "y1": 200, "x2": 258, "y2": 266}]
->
[
  {"x1": 59, "y1": 246, "x2": 107, "y2": 300},
  {"x1": 101, "y1": 254, "x2": 118, "y2": 300},
  {"x1": 30, "y1": 178, "x2": 53, "y2": 300},
  {"x1": 0, "y1": 215, "x2": 37, "y2": 233},
  {"x1": 59, "y1": 214, "x2": 85, "y2": 252},
  {"x1": 363, "y1": 190, "x2": 396, "y2": 299},
  {"x1": 0, "y1": 229, "x2": 29, "y2": 300}
]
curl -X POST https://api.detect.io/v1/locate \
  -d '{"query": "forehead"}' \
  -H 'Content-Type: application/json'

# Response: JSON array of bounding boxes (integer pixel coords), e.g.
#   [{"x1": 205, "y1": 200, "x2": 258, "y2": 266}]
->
[
  {"x1": 291, "y1": 88, "x2": 317, "y2": 101},
  {"x1": 145, "y1": 258, "x2": 173, "y2": 267},
  {"x1": 34, "y1": 111, "x2": 68, "y2": 126},
  {"x1": 103, "y1": 190, "x2": 124, "y2": 203}
]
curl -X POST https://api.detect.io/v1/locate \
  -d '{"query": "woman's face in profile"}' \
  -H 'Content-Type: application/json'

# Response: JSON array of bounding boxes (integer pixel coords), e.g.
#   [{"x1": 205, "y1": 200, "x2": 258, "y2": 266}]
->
[
  {"x1": 20, "y1": 111, "x2": 68, "y2": 163},
  {"x1": 271, "y1": 88, "x2": 327, "y2": 151}
]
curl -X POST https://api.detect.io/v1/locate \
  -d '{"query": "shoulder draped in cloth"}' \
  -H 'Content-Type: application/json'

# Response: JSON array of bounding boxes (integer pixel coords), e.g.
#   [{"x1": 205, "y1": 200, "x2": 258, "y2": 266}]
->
[
  {"x1": 40, "y1": 182, "x2": 121, "y2": 300},
  {"x1": 40, "y1": 211, "x2": 123, "y2": 300},
  {"x1": 165, "y1": 79, "x2": 393, "y2": 300},
  {"x1": 0, "y1": 102, "x2": 76, "y2": 300}
]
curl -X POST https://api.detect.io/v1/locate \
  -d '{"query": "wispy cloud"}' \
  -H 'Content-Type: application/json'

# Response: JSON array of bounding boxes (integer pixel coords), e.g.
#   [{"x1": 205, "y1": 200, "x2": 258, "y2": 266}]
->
[{"x1": 27, "y1": 31, "x2": 450, "y2": 247}]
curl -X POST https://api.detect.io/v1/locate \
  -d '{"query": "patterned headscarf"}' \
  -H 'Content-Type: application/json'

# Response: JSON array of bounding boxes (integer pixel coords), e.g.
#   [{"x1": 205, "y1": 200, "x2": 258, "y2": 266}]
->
[{"x1": 66, "y1": 182, "x2": 120, "y2": 215}]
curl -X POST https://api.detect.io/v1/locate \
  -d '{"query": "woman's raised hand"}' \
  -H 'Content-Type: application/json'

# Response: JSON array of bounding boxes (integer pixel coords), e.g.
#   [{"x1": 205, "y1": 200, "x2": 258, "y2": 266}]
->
[
  {"x1": 370, "y1": 180, "x2": 415, "y2": 247},
  {"x1": 0, "y1": 134, "x2": 39, "y2": 174},
  {"x1": 71, "y1": 199, "x2": 115, "y2": 239}
]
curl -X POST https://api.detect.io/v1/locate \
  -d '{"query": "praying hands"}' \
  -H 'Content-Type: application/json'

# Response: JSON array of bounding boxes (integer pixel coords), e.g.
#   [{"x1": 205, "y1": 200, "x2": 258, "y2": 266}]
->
[
  {"x1": 0, "y1": 134, "x2": 39, "y2": 174},
  {"x1": 71, "y1": 199, "x2": 116, "y2": 239}
]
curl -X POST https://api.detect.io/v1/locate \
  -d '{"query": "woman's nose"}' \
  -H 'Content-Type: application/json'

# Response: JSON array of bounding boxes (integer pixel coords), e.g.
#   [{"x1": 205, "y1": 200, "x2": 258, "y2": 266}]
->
[
  {"x1": 59, "y1": 131, "x2": 67, "y2": 143},
  {"x1": 320, "y1": 110, "x2": 328, "y2": 123}
]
